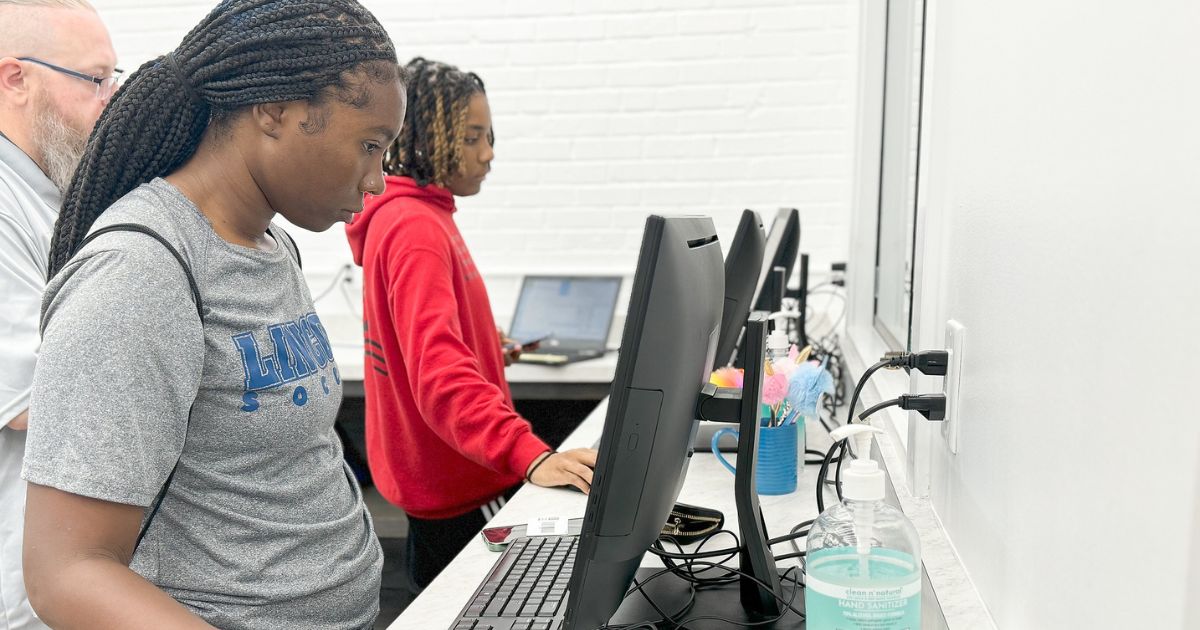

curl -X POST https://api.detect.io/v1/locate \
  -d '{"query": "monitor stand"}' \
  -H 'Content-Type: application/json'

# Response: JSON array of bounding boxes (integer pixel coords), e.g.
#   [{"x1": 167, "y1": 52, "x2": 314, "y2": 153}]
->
[{"x1": 693, "y1": 313, "x2": 790, "y2": 619}]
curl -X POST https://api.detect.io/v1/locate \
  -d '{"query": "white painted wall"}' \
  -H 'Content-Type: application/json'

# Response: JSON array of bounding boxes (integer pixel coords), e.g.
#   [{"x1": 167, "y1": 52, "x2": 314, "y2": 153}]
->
[
  {"x1": 88, "y1": 0, "x2": 859, "y2": 322},
  {"x1": 911, "y1": 1, "x2": 1200, "y2": 627}
]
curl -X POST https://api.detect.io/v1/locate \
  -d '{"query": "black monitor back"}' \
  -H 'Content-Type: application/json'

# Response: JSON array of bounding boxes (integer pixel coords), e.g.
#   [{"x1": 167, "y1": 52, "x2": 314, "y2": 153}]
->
[
  {"x1": 564, "y1": 215, "x2": 724, "y2": 629},
  {"x1": 714, "y1": 209, "x2": 766, "y2": 368},
  {"x1": 751, "y1": 208, "x2": 800, "y2": 313}
]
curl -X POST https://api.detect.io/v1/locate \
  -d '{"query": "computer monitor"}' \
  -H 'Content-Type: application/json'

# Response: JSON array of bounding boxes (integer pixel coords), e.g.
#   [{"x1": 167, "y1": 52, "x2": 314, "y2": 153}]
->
[
  {"x1": 713, "y1": 209, "x2": 766, "y2": 368},
  {"x1": 564, "y1": 215, "x2": 725, "y2": 629},
  {"x1": 750, "y1": 207, "x2": 801, "y2": 314}
]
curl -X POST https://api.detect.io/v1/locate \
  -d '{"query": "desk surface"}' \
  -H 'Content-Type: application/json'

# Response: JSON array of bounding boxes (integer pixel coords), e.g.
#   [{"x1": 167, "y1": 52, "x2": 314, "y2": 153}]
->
[{"x1": 387, "y1": 398, "x2": 830, "y2": 630}]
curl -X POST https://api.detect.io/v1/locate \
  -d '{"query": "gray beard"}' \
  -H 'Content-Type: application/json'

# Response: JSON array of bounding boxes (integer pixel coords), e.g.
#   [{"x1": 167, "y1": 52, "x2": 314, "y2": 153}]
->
[{"x1": 31, "y1": 105, "x2": 88, "y2": 195}]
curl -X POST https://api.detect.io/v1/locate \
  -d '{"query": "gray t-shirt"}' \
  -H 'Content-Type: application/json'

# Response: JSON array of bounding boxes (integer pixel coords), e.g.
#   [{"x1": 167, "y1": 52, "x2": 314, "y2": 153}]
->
[{"x1": 23, "y1": 178, "x2": 381, "y2": 630}]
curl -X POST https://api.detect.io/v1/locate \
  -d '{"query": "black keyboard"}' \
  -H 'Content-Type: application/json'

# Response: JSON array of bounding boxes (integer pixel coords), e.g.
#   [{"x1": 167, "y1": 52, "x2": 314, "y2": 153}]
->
[{"x1": 450, "y1": 535, "x2": 577, "y2": 630}]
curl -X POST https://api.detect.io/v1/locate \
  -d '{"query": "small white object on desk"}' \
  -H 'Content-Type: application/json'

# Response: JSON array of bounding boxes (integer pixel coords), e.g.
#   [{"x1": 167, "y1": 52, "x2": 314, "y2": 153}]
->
[{"x1": 525, "y1": 515, "x2": 570, "y2": 537}]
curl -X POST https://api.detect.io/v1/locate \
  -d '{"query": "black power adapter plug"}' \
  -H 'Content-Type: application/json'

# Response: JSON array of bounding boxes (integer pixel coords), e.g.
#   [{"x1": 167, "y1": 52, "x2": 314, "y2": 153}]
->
[
  {"x1": 882, "y1": 350, "x2": 949, "y2": 376},
  {"x1": 898, "y1": 393, "x2": 946, "y2": 421},
  {"x1": 857, "y1": 393, "x2": 947, "y2": 423}
]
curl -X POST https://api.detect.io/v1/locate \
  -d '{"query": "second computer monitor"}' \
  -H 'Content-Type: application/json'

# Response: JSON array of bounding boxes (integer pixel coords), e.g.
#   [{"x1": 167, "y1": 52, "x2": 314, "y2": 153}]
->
[
  {"x1": 714, "y1": 209, "x2": 766, "y2": 368},
  {"x1": 751, "y1": 207, "x2": 800, "y2": 313},
  {"x1": 564, "y1": 215, "x2": 724, "y2": 630}
]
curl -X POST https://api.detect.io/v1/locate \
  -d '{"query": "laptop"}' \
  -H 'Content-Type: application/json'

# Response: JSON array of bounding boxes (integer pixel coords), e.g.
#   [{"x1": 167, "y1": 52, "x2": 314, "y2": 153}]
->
[{"x1": 508, "y1": 276, "x2": 622, "y2": 366}]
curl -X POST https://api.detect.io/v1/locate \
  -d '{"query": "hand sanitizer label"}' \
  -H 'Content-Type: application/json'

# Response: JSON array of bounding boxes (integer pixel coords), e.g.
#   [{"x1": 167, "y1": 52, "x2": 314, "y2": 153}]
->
[{"x1": 805, "y1": 548, "x2": 921, "y2": 629}]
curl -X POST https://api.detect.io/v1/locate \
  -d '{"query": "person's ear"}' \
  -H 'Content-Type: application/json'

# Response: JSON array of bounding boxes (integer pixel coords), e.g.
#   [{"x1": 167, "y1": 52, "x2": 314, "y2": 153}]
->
[
  {"x1": 0, "y1": 57, "x2": 31, "y2": 106},
  {"x1": 251, "y1": 102, "x2": 287, "y2": 139}
]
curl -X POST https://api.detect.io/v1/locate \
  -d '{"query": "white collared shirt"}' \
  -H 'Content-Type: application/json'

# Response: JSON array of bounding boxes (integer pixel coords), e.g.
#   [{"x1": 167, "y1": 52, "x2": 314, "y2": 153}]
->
[
  {"x1": 0, "y1": 131, "x2": 56, "y2": 629},
  {"x1": 0, "y1": 131, "x2": 59, "y2": 427}
]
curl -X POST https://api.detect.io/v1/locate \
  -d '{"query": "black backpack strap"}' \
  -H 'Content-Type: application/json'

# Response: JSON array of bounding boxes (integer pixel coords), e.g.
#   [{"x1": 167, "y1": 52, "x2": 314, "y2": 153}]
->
[
  {"x1": 78, "y1": 223, "x2": 204, "y2": 321},
  {"x1": 273, "y1": 227, "x2": 302, "y2": 269},
  {"x1": 75, "y1": 223, "x2": 201, "y2": 554}
]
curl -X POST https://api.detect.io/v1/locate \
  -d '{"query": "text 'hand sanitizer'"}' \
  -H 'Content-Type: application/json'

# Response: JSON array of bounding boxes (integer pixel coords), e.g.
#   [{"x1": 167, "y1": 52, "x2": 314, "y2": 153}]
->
[{"x1": 805, "y1": 424, "x2": 921, "y2": 630}]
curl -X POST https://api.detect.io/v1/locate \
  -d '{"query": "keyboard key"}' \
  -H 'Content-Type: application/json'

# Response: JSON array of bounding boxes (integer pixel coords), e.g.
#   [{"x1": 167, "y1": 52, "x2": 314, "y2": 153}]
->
[{"x1": 483, "y1": 598, "x2": 507, "y2": 617}]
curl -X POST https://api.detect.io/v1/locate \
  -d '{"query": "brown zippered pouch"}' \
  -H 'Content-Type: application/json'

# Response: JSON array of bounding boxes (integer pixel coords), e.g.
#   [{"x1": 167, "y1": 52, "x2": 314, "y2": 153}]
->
[{"x1": 659, "y1": 502, "x2": 725, "y2": 545}]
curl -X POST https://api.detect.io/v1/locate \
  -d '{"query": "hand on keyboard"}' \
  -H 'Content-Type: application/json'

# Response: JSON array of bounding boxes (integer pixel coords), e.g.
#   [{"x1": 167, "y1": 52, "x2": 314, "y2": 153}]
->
[{"x1": 526, "y1": 448, "x2": 597, "y2": 494}]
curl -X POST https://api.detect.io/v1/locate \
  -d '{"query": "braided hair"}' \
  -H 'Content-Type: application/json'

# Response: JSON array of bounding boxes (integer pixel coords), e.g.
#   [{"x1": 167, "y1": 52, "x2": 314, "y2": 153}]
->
[
  {"x1": 383, "y1": 57, "x2": 489, "y2": 187},
  {"x1": 47, "y1": 0, "x2": 399, "y2": 278}
]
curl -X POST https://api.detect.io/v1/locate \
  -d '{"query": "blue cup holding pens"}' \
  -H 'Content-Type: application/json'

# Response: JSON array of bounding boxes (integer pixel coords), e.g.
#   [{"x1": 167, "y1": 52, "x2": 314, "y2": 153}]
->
[{"x1": 711, "y1": 420, "x2": 798, "y2": 495}]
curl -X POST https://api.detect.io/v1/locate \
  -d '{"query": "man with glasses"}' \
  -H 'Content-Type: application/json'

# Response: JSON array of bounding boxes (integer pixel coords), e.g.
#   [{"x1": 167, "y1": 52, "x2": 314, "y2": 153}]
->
[{"x1": 0, "y1": 1, "x2": 117, "y2": 627}]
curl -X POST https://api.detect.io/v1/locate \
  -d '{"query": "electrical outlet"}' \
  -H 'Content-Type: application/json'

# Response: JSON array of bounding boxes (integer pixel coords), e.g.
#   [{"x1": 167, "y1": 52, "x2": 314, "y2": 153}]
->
[{"x1": 942, "y1": 320, "x2": 965, "y2": 454}]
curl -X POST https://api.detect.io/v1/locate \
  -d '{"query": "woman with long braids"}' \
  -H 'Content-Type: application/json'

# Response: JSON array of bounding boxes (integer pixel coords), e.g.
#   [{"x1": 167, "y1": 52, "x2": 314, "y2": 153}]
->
[
  {"x1": 21, "y1": 1, "x2": 404, "y2": 627},
  {"x1": 345, "y1": 57, "x2": 596, "y2": 591}
]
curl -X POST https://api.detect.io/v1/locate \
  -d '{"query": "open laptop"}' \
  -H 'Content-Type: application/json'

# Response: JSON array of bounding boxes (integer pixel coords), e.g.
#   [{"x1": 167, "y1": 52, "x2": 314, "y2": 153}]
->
[{"x1": 508, "y1": 276, "x2": 622, "y2": 366}]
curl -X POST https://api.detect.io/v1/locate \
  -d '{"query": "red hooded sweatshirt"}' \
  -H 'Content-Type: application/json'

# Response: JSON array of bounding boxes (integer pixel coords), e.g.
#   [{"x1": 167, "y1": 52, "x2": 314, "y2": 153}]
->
[{"x1": 346, "y1": 175, "x2": 550, "y2": 519}]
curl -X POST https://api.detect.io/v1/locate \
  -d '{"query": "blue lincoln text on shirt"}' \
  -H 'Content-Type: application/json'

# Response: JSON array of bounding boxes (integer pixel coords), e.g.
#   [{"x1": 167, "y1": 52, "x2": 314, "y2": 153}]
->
[{"x1": 233, "y1": 312, "x2": 341, "y2": 411}]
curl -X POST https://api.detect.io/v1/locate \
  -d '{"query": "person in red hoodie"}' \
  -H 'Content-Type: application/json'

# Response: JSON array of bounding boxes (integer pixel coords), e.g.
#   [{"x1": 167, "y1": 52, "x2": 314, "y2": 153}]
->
[{"x1": 346, "y1": 57, "x2": 597, "y2": 590}]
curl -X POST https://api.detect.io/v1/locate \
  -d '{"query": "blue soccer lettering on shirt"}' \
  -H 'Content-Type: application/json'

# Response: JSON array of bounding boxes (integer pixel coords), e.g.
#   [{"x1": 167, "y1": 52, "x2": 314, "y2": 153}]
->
[
  {"x1": 270, "y1": 322, "x2": 316, "y2": 382},
  {"x1": 299, "y1": 315, "x2": 332, "y2": 367},
  {"x1": 305, "y1": 313, "x2": 334, "y2": 363},
  {"x1": 233, "y1": 312, "x2": 337, "y2": 410}
]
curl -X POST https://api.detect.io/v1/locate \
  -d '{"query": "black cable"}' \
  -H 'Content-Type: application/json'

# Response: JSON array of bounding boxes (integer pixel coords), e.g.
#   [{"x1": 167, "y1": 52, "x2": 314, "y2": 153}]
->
[
  {"x1": 767, "y1": 520, "x2": 814, "y2": 547},
  {"x1": 651, "y1": 530, "x2": 741, "y2": 586},
  {"x1": 805, "y1": 447, "x2": 837, "y2": 466},
  {"x1": 618, "y1": 562, "x2": 806, "y2": 628},
  {"x1": 649, "y1": 543, "x2": 740, "y2": 560},
  {"x1": 858, "y1": 397, "x2": 903, "y2": 423},
  {"x1": 773, "y1": 551, "x2": 805, "y2": 562},
  {"x1": 845, "y1": 356, "x2": 903, "y2": 428},
  {"x1": 817, "y1": 408, "x2": 838, "y2": 433},
  {"x1": 816, "y1": 438, "x2": 845, "y2": 513},
  {"x1": 779, "y1": 566, "x2": 806, "y2": 589},
  {"x1": 789, "y1": 520, "x2": 811, "y2": 556},
  {"x1": 833, "y1": 441, "x2": 848, "y2": 502},
  {"x1": 628, "y1": 572, "x2": 698, "y2": 629}
]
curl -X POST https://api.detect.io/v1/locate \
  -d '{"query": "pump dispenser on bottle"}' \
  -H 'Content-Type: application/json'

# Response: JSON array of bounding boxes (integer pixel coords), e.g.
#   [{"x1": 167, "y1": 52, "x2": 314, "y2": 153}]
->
[
  {"x1": 805, "y1": 424, "x2": 922, "y2": 630},
  {"x1": 764, "y1": 322, "x2": 790, "y2": 363}
]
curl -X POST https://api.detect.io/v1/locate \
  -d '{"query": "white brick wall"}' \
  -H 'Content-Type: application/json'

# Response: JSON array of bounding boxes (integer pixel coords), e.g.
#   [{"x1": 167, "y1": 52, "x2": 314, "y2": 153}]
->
[{"x1": 90, "y1": 0, "x2": 857, "y2": 321}]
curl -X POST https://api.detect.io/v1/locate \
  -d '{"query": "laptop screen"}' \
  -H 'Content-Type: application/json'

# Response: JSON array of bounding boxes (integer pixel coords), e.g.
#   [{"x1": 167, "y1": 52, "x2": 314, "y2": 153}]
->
[{"x1": 509, "y1": 276, "x2": 622, "y2": 348}]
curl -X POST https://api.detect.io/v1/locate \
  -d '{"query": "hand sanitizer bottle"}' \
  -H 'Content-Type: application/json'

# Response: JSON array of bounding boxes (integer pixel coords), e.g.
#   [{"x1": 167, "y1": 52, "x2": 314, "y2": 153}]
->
[{"x1": 805, "y1": 425, "x2": 921, "y2": 630}]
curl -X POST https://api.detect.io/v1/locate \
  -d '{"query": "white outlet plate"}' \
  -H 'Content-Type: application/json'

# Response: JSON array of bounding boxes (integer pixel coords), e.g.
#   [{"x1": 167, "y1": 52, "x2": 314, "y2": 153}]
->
[{"x1": 943, "y1": 320, "x2": 965, "y2": 454}]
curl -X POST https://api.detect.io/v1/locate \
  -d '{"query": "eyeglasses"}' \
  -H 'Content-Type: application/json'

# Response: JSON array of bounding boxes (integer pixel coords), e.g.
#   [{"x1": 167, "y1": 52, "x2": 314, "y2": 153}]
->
[{"x1": 17, "y1": 57, "x2": 124, "y2": 101}]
